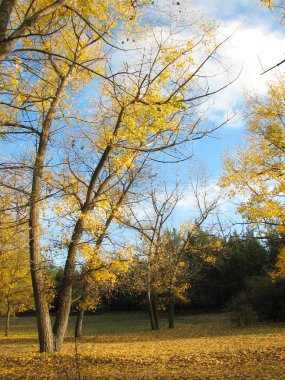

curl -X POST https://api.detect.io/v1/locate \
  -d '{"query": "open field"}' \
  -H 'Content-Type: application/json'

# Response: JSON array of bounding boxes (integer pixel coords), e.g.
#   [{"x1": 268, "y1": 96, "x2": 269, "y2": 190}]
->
[{"x1": 0, "y1": 312, "x2": 285, "y2": 379}]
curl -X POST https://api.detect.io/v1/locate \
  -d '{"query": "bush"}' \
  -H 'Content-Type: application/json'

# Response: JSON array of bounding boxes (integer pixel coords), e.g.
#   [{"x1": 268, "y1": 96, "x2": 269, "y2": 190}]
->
[
  {"x1": 245, "y1": 276, "x2": 285, "y2": 321},
  {"x1": 226, "y1": 292, "x2": 257, "y2": 327}
]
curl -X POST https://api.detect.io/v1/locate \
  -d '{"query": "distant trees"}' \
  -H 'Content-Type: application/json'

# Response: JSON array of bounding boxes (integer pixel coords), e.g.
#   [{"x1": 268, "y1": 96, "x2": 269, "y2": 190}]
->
[
  {"x1": 121, "y1": 171, "x2": 222, "y2": 329},
  {"x1": 222, "y1": 77, "x2": 285, "y2": 297},
  {"x1": 188, "y1": 231, "x2": 268, "y2": 309}
]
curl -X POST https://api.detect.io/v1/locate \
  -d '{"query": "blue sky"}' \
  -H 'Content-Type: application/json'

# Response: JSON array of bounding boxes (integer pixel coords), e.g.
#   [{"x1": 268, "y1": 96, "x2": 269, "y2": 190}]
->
[
  {"x1": 98, "y1": 0, "x2": 285, "y2": 233},
  {"x1": 153, "y1": 0, "x2": 285, "y2": 228},
  {"x1": 2, "y1": 1, "x2": 283, "y2": 240}
]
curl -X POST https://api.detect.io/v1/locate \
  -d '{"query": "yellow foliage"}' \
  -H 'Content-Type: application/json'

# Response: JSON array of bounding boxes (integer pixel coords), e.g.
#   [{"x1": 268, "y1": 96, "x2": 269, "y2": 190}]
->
[
  {"x1": 272, "y1": 247, "x2": 285, "y2": 280},
  {"x1": 0, "y1": 213, "x2": 34, "y2": 316},
  {"x1": 222, "y1": 76, "x2": 285, "y2": 235}
]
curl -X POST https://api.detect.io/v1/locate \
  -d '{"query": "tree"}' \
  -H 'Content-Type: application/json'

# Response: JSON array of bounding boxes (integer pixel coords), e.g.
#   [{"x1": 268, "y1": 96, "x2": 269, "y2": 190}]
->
[
  {"x1": 73, "y1": 250, "x2": 131, "y2": 338},
  {"x1": 0, "y1": 0, "x2": 147, "y2": 352},
  {"x1": 0, "y1": 199, "x2": 33, "y2": 337},
  {"x1": 0, "y1": 248, "x2": 33, "y2": 337},
  {"x1": 1, "y1": 2, "x2": 234, "y2": 352},
  {"x1": 222, "y1": 76, "x2": 285, "y2": 236},
  {"x1": 123, "y1": 184, "x2": 181, "y2": 330},
  {"x1": 123, "y1": 171, "x2": 222, "y2": 329},
  {"x1": 272, "y1": 247, "x2": 285, "y2": 279},
  {"x1": 188, "y1": 230, "x2": 268, "y2": 310},
  {"x1": 0, "y1": 0, "x2": 148, "y2": 61},
  {"x1": 72, "y1": 164, "x2": 144, "y2": 338}
]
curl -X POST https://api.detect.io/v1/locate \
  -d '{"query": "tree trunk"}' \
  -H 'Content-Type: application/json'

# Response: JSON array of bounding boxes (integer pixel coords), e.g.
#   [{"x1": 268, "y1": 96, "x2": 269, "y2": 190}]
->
[
  {"x1": 152, "y1": 296, "x2": 159, "y2": 330},
  {"x1": 168, "y1": 290, "x2": 175, "y2": 329},
  {"x1": 53, "y1": 217, "x2": 85, "y2": 351},
  {"x1": 4, "y1": 305, "x2": 10, "y2": 337},
  {"x1": 52, "y1": 110, "x2": 124, "y2": 351},
  {"x1": 75, "y1": 309, "x2": 84, "y2": 338},
  {"x1": 29, "y1": 143, "x2": 55, "y2": 353},
  {"x1": 0, "y1": 0, "x2": 17, "y2": 41},
  {"x1": 0, "y1": 0, "x2": 68, "y2": 61},
  {"x1": 29, "y1": 71, "x2": 72, "y2": 353},
  {"x1": 147, "y1": 291, "x2": 156, "y2": 330}
]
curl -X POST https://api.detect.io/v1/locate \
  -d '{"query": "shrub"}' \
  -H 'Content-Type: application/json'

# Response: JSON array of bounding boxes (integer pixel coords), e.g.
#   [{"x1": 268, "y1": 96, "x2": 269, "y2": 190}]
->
[
  {"x1": 245, "y1": 276, "x2": 285, "y2": 321},
  {"x1": 226, "y1": 292, "x2": 257, "y2": 327}
]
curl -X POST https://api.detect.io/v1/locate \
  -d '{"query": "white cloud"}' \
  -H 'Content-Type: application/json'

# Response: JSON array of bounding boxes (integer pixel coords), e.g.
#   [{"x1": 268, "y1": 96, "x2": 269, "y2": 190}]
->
[{"x1": 203, "y1": 20, "x2": 285, "y2": 125}]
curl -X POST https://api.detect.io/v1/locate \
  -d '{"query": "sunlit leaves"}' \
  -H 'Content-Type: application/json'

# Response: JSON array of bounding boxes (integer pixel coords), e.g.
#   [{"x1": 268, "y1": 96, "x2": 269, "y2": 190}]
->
[{"x1": 222, "y1": 76, "x2": 285, "y2": 235}]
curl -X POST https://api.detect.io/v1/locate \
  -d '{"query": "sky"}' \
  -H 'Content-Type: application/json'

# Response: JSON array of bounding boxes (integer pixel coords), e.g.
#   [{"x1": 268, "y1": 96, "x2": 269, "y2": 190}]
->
[
  {"x1": 163, "y1": 0, "x2": 285, "y2": 228},
  {"x1": 2, "y1": 1, "x2": 283, "y2": 245}
]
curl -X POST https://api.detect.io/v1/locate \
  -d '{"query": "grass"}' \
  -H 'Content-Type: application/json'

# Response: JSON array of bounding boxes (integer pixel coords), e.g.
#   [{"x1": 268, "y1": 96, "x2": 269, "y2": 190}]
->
[{"x1": 0, "y1": 312, "x2": 285, "y2": 379}]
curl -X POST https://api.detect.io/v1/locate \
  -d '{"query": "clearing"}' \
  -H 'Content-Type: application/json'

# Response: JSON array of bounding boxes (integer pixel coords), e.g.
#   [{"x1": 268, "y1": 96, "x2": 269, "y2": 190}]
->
[{"x1": 0, "y1": 312, "x2": 285, "y2": 379}]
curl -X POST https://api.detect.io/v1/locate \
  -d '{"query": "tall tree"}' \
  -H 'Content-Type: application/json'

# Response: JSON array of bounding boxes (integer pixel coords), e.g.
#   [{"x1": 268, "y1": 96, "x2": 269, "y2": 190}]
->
[{"x1": 1, "y1": 3, "x2": 234, "y2": 352}]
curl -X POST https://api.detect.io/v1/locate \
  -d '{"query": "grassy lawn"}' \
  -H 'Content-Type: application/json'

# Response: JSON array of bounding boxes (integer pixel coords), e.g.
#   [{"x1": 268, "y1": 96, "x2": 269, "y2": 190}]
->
[{"x1": 0, "y1": 312, "x2": 285, "y2": 379}]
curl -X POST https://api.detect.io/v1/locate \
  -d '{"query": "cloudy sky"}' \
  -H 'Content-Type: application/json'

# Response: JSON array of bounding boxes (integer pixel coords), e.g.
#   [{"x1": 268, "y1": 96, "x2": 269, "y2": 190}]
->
[{"x1": 163, "y1": 0, "x2": 284, "y2": 227}]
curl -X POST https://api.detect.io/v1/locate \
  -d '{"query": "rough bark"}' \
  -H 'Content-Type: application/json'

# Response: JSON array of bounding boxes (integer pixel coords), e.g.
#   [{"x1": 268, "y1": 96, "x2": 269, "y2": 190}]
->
[
  {"x1": 75, "y1": 309, "x2": 84, "y2": 338},
  {"x1": 29, "y1": 70, "x2": 72, "y2": 353},
  {"x1": 4, "y1": 305, "x2": 10, "y2": 337}
]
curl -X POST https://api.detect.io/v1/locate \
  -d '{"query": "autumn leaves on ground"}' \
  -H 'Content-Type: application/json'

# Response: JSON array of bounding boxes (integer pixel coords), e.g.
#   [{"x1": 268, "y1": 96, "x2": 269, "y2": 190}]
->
[{"x1": 1, "y1": 312, "x2": 285, "y2": 379}]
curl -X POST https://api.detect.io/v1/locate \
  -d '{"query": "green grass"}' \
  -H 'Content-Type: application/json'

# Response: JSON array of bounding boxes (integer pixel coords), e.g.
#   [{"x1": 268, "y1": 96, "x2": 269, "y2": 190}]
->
[{"x1": 1, "y1": 312, "x2": 285, "y2": 379}]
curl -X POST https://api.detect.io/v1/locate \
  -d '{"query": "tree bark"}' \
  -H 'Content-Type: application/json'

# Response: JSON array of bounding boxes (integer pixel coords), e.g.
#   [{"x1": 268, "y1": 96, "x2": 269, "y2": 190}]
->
[
  {"x1": 147, "y1": 291, "x2": 156, "y2": 330},
  {"x1": 29, "y1": 70, "x2": 72, "y2": 353},
  {"x1": 152, "y1": 295, "x2": 159, "y2": 330},
  {"x1": 0, "y1": 0, "x2": 17, "y2": 41},
  {"x1": 168, "y1": 290, "x2": 175, "y2": 329},
  {"x1": 53, "y1": 217, "x2": 85, "y2": 351},
  {"x1": 0, "y1": 0, "x2": 68, "y2": 61},
  {"x1": 75, "y1": 309, "x2": 84, "y2": 338},
  {"x1": 52, "y1": 109, "x2": 124, "y2": 352},
  {"x1": 4, "y1": 305, "x2": 10, "y2": 337}
]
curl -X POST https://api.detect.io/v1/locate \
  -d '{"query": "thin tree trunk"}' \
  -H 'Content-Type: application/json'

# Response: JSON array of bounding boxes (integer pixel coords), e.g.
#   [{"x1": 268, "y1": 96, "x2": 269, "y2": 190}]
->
[
  {"x1": 147, "y1": 291, "x2": 156, "y2": 330},
  {"x1": 4, "y1": 305, "x2": 10, "y2": 337},
  {"x1": 152, "y1": 295, "x2": 159, "y2": 330},
  {"x1": 75, "y1": 309, "x2": 84, "y2": 338},
  {"x1": 52, "y1": 109, "x2": 124, "y2": 352},
  {"x1": 29, "y1": 70, "x2": 72, "y2": 353},
  {"x1": 168, "y1": 290, "x2": 175, "y2": 329}
]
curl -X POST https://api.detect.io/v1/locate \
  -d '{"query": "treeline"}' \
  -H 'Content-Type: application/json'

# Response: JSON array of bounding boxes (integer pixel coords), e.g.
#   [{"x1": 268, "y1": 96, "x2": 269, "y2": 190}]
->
[{"x1": 41, "y1": 228, "x2": 285, "y2": 337}]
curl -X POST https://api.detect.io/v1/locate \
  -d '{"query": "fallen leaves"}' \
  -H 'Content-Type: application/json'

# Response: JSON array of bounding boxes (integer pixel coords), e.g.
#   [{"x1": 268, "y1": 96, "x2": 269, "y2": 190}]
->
[{"x1": 0, "y1": 313, "x2": 285, "y2": 379}]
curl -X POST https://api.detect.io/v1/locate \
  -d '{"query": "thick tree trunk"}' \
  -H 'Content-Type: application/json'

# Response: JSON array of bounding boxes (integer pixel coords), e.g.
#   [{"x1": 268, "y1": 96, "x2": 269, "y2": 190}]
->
[
  {"x1": 4, "y1": 306, "x2": 10, "y2": 337},
  {"x1": 168, "y1": 291, "x2": 175, "y2": 329},
  {"x1": 75, "y1": 309, "x2": 84, "y2": 338}
]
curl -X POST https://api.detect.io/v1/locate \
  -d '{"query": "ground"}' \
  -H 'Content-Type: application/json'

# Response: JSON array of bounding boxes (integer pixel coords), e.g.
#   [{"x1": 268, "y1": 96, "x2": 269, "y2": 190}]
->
[{"x1": 0, "y1": 312, "x2": 285, "y2": 379}]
